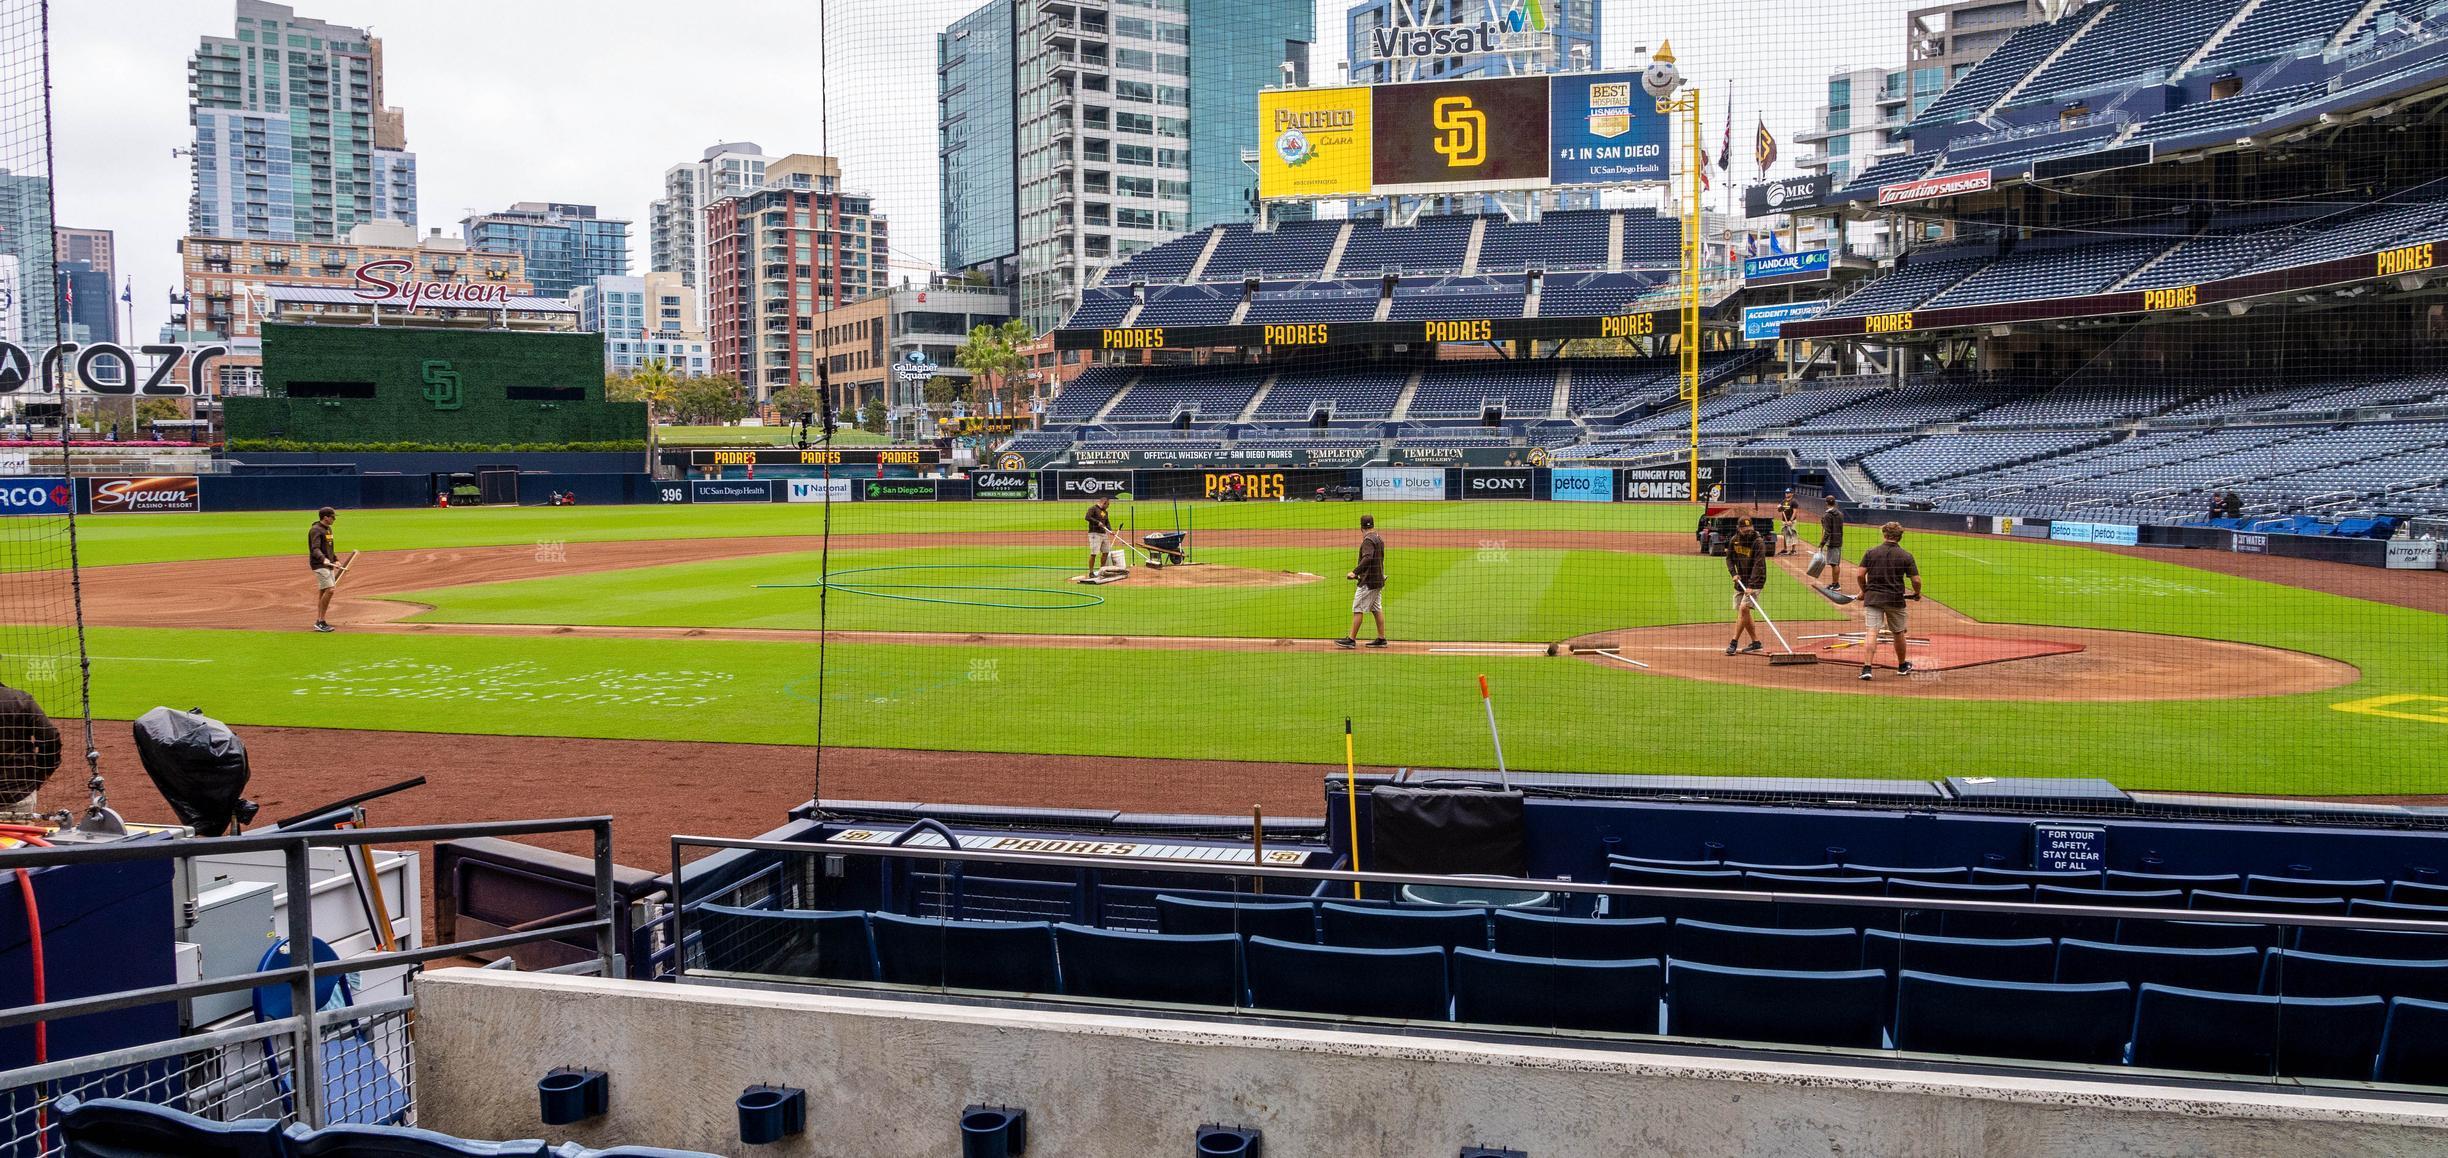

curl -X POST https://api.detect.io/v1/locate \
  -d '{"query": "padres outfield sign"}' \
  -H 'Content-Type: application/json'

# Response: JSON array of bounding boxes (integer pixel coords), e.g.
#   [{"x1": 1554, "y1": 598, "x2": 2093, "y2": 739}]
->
[{"x1": 1057, "y1": 311, "x2": 1674, "y2": 349}]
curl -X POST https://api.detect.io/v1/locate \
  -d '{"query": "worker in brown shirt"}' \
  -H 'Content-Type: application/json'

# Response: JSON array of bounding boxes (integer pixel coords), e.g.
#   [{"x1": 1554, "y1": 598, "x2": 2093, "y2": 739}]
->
[
  {"x1": 1339, "y1": 515, "x2": 1388, "y2": 648},
  {"x1": 1819, "y1": 500, "x2": 1847, "y2": 589},
  {"x1": 1725, "y1": 522, "x2": 1769, "y2": 655},
  {"x1": 1856, "y1": 521, "x2": 1923, "y2": 681}
]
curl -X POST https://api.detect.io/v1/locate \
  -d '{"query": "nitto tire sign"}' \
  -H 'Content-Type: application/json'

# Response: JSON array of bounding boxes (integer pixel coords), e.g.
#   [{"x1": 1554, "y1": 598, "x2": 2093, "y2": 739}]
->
[
  {"x1": 87, "y1": 475, "x2": 200, "y2": 514},
  {"x1": 1462, "y1": 469, "x2": 1534, "y2": 499},
  {"x1": 970, "y1": 471, "x2": 1035, "y2": 500},
  {"x1": 0, "y1": 477, "x2": 71, "y2": 515},
  {"x1": 1056, "y1": 471, "x2": 1134, "y2": 500}
]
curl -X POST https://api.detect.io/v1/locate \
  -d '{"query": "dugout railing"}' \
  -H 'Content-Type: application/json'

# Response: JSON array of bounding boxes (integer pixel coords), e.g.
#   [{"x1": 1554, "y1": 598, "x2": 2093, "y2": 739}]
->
[
  {"x1": 0, "y1": 817, "x2": 621, "y2": 1157},
  {"x1": 665, "y1": 832, "x2": 2448, "y2": 1095}
]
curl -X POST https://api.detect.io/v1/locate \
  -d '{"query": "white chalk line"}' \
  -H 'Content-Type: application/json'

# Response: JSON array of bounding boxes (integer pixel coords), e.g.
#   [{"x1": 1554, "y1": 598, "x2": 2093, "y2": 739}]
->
[
  {"x1": 1592, "y1": 650, "x2": 1650, "y2": 669},
  {"x1": 1, "y1": 652, "x2": 213, "y2": 664}
]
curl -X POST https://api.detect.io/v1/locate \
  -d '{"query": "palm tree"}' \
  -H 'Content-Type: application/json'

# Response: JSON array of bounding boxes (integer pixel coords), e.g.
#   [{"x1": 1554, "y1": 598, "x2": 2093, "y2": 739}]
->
[
  {"x1": 624, "y1": 356, "x2": 681, "y2": 424},
  {"x1": 955, "y1": 319, "x2": 1036, "y2": 419}
]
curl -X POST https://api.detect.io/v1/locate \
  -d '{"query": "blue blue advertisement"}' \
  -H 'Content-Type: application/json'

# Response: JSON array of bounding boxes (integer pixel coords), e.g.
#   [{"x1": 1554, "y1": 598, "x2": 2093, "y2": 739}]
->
[
  {"x1": 1548, "y1": 73, "x2": 1668, "y2": 186},
  {"x1": 1548, "y1": 468, "x2": 1614, "y2": 502},
  {"x1": 1742, "y1": 300, "x2": 1829, "y2": 342},
  {"x1": 0, "y1": 478, "x2": 73, "y2": 516},
  {"x1": 1743, "y1": 249, "x2": 1831, "y2": 282}
]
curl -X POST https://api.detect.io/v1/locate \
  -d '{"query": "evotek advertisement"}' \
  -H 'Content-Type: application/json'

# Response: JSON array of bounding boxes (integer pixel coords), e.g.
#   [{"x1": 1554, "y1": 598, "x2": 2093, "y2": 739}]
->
[
  {"x1": 1258, "y1": 86, "x2": 1373, "y2": 200},
  {"x1": 1055, "y1": 471, "x2": 1134, "y2": 501}
]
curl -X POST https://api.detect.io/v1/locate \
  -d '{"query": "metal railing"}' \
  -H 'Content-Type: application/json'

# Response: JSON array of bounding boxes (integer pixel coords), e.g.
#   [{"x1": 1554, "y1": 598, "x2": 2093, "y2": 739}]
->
[{"x1": 0, "y1": 817, "x2": 616, "y2": 1140}]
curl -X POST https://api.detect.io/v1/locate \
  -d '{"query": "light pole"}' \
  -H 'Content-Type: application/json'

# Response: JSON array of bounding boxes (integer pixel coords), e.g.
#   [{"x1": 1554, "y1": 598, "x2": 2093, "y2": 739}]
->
[{"x1": 1646, "y1": 43, "x2": 1704, "y2": 505}]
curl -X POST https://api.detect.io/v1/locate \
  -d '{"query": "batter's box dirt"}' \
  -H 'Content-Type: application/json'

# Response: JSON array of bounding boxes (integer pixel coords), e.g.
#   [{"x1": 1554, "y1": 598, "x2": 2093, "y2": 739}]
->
[
  {"x1": 1120, "y1": 565, "x2": 1322, "y2": 589},
  {"x1": 1814, "y1": 632, "x2": 2085, "y2": 671}
]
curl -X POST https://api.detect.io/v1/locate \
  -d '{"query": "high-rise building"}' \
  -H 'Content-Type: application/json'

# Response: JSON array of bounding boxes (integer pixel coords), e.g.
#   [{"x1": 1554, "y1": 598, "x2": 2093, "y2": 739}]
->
[
  {"x1": 1797, "y1": 0, "x2": 2049, "y2": 188},
  {"x1": 54, "y1": 227, "x2": 114, "y2": 278},
  {"x1": 55, "y1": 262, "x2": 115, "y2": 345},
  {"x1": 0, "y1": 171, "x2": 55, "y2": 348},
  {"x1": 187, "y1": 1, "x2": 415, "y2": 241},
  {"x1": 703, "y1": 154, "x2": 890, "y2": 402},
  {"x1": 574, "y1": 272, "x2": 709, "y2": 376},
  {"x1": 814, "y1": 280, "x2": 1016, "y2": 417},
  {"x1": 461, "y1": 202, "x2": 632, "y2": 298},
  {"x1": 938, "y1": 0, "x2": 1315, "y2": 331},
  {"x1": 650, "y1": 142, "x2": 774, "y2": 309},
  {"x1": 1345, "y1": 0, "x2": 1600, "y2": 84}
]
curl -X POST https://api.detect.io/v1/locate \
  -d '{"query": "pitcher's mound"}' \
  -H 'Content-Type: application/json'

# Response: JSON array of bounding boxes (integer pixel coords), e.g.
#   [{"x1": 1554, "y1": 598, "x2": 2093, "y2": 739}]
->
[
  {"x1": 1814, "y1": 632, "x2": 2083, "y2": 671},
  {"x1": 1130, "y1": 565, "x2": 1322, "y2": 589}
]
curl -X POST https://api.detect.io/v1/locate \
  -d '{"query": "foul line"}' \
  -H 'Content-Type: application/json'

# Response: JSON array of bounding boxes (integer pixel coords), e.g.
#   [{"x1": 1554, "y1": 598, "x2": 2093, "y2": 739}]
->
[
  {"x1": 2, "y1": 652, "x2": 213, "y2": 664},
  {"x1": 1592, "y1": 650, "x2": 1650, "y2": 669},
  {"x1": 1428, "y1": 647, "x2": 1550, "y2": 655}
]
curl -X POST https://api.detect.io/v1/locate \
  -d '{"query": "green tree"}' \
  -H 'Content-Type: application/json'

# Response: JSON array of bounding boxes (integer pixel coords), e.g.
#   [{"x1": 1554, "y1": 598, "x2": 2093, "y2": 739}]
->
[
  {"x1": 670, "y1": 375, "x2": 751, "y2": 425},
  {"x1": 770, "y1": 382, "x2": 824, "y2": 423},
  {"x1": 607, "y1": 357, "x2": 682, "y2": 422},
  {"x1": 922, "y1": 374, "x2": 968, "y2": 409},
  {"x1": 955, "y1": 319, "x2": 1035, "y2": 417},
  {"x1": 860, "y1": 397, "x2": 888, "y2": 434}
]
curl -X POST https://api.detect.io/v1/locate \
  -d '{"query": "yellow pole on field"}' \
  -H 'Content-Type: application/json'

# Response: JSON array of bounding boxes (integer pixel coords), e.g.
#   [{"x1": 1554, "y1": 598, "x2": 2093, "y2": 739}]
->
[
  {"x1": 1654, "y1": 42, "x2": 1705, "y2": 505},
  {"x1": 1343, "y1": 718, "x2": 1362, "y2": 901}
]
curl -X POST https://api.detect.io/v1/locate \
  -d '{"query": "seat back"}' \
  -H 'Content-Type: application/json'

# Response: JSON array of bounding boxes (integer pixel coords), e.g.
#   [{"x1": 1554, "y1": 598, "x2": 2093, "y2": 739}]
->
[
  {"x1": 1451, "y1": 948, "x2": 1661, "y2": 1035},
  {"x1": 2035, "y1": 886, "x2": 2183, "y2": 909},
  {"x1": 869, "y1": 913, "x2": 1059, "y2": 992},
  {"x1": 693, "y1": 905, "x2": 873, "y2": 980},
  {"x1": 2115, "y1": 918, "x2": 2284, "y2": 951},
  {"x1": 2263, "y1": 948, "x2": 2448, "y2": 1002},
  {"x1": 1723, "y1": 862, "x2": 1843, "y2": 877},
  {"x1": 1665, "y1": 960, "x2": 1888, "y2": 1049},
  {"x1": 1669, "y1": 920, "x2": 1861, "y2": 972},
  {"x1": 2377, "y1": 995, "x2": 2448, "y2": 1084},
  {"x1": 1862, "y1": 930, "x2": 2056, "y2": 983},
  {"x1": 2388, "y1": 880, "x2": 2448, "y2": 907},
  {"x1": 1054, "y1": 924, "x2": 1240, "y2": 1007},
  {"x1": 1847, "y1": 865, "x2": 1969, "y2": 884},
  {"x1": 2350, "y1": 898, "x2": 2448, "y2": 923},
  {"x1": 1744, "y1": 872, "x2": 1885, "y2": 896},
  {"x1": 2296, "y1": 924, "x2": 2448, "y2": 962},
  {"x1": 286, "y1": 1124, "x2": 560, "y2": 1156},
  {"x1": 2192, "y1": 889, "x2": 2349, "y2": 916},
  {"x1": 1244, "y1": 936, "x2": 1449, "y2": 1021},
  {"x1": 2128, "y1": 983, "x2": 2385, "y2": 1081},
  {"x1": 1319, "y1": 902, "x2": 1488, "y2": 951},
  {"x1": 56, "y1": 1096, "x2": 290, "y2": 1158},
  {"x1": 2054, "y1": 938, "x2": 2263, "y2": 993},
  {"x1": 2106, "y1": 870, "x2": 2240, "y2": 894},
  {"x1": 1153, "y1": 895, "x2": 1316, "y2": 943},
  {"x1": 1606, "y1": 864, "x2": 1745, "y2": 889},
  {"x1": 2244, "y1": 875, "x2": 2387, "y2": 902},
  {"x1": 1490, "y1": 911, "x2": 1665, "y2": 961},
  {"x1": 1971, "y1": 868, "x2": 2102, "y2": 887},
  {"x1": 1894, "y1": 972, "x2": 2133, "y2": 1064}
]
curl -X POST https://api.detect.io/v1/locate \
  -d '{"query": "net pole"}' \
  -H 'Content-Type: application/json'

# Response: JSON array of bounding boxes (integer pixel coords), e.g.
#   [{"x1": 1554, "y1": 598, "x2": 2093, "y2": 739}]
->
[
  {"x1": 1341, "y1": 718, "x2": 1361, "y2": 901},
  {"x1": 39, "y1": 0, "x2": 99, "y2": 824}
]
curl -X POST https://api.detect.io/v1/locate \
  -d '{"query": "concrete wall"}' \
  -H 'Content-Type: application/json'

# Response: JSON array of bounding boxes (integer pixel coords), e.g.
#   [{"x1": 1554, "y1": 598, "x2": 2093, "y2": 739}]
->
[{"x1": 416, "y1": 971, "x2": 2448, "y2": 1158}]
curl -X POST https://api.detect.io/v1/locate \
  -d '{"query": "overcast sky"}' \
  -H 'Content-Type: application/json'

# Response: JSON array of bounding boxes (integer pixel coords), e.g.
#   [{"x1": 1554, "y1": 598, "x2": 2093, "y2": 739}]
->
[{"x1": 52, "y1": 0, "x2": 1924, "y2": 342}]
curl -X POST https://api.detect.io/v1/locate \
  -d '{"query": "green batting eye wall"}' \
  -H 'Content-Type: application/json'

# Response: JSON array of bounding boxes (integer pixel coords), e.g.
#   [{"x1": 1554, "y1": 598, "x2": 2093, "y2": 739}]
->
[{"x1": 227, "y1": 323, "x2": 648, "y2": 445}]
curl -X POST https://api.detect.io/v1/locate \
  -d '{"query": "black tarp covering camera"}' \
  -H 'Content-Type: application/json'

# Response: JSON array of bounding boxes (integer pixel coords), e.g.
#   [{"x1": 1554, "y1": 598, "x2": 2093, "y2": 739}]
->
[{"x1": 133, "y1": 707, "x2": 256, "y2": 836}]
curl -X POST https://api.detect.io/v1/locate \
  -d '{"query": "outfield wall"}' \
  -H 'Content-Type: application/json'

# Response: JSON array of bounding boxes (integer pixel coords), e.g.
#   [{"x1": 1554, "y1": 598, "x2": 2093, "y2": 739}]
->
[{"x1": 417, "y1": 971, "x2": 2448, "y2": 1158}]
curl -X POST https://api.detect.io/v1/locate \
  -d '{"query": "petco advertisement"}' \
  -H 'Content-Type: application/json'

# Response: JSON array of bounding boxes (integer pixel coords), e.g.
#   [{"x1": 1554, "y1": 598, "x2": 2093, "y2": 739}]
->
[
  {"x1": 0, "y1": 477, "x2": 72, "y2": 516},
  {"x1": 1462, "y1": 469, "x2": 1535, "y2": 499},
  {"x1": 1362, "y1": 467, "x2": 1446, "y2": 501},
  {"x1": 87, "y1": 475, "x2": 200, "y2": 514},
  {"x1": 1548, "y1": 468, "x2": 1614, "y2": 502},
  {"x1": 786, "y1": 478, "x2": 852, "y2": 503},
  {"x1": 2049, "y1": 521, "x2": 2139, "y2": 546},
  {"x1": 689, "y1": 479, "x2": 775, "y2": 504},
  {"x1": 1056, "y1": 470, "x2": 1135, "y2": 500}
]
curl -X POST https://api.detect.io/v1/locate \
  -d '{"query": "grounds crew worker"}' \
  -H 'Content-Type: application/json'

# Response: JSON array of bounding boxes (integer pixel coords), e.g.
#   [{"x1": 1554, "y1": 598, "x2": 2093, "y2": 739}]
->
[
  {"x1": 1777, "y1": 491, "x2": 1800, "y2": 555},
  {"x1": 1818, "y1": 500, "x2": 1847, "y2": 590},
  {"x1": 0, "y1": 679, "x2": 62, "y2": 809},
  {"x1": 1725, "y1": 521, "x2": 1769, "y2": 656},
  {"x1": 1856, "y1": 521, "x2": 1924, "y2": 681},
  {"x1": 1086, "y1": 495, "x2": 1115, "y2": 573},
  {"x1": 309, "y1": 506, "x2": 340, "y2": 633},
  {"x1": 1338, "y1": 514, "x2": 1388, "y2": 649}
]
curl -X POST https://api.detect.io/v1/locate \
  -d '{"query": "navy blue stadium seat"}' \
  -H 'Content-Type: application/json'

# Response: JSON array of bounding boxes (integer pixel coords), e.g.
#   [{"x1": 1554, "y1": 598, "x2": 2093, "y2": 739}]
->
[
  {"x1": 2192, "y1": 889, "x2": 2350, "y2": 917},
  {"x1": 1155, "y1": 895, "x2": 1316, "y2": 942},
  {"x1": 55, "y1": 1096, "x2": 291, "y2": 1158},
  {"x1": 1724, "y1": 861, "x2": 1844, "y2": 876},
  {"x1": 2054, "y1": 938, "x2": 2264, "y2": 993},
  {"x1": 2376, "y1": 996, "x2": 2448, "y2": 1084},
  {"x1": 1054, "y1": 924, "x2": 1241, "y2": 1007},
  {"x1": 1665, "y1": 961, "x2": 1889, "y2": 1049},
  {"x1": 2263, "y1": 949, "x2": 2448, "y2": 1002},
  {"x1": 2245, "y1": 875, "x2": 2388, "y2": 902},
  {"x1": 693, "y1": 904, "x2": 873, "y2": 981},
  {"x1": 2116, "y1": 919, "x2": 2286, "y2": 951},
  {"x1": 1885, "y1": 879, "x2": 2032, "y2": 936},
  {"x1": 1893, "y1": 972, "x2": 2133, "y2": 1064},
  {"x1": 2296, "y1": 924, "x2": 2448, "y2": 962},
  {"x1": 1452, "y1": 948, "x2": 1661, "y2": 1035},
  {"x1": 1847, "y1": 865, "x2": 1970, "y2": 883},
  {"x1": 2106, "y1": 870, "x2": 2241, "y2": 894},
  {"x1": 2129, "y1": 984, "x2": 2386, "y2": 1081},
  {"x1": 1862, "y1": 930, "x2": 2057, "y2": 983},
  {"x1": 2352, "y1": 898, "x2": 2448, "y2": 923},
  {"x1": 286, "y1": 1124, "x2": 562, "y2": 1156},
  {"x1": 1610, "y1": 855, "x2": 1720, "y2": 869},
  {"x1": 1743, "y1": 872, "x2": 1885, "y2": 896},
  {"x1": 1887, "y1": 879, "x2": 2028, "y2": 901},
  {"x1": 1491, "y1": 911, "x2": 1665, "y2": 960},
  {"x1": 2036, "y1": 886, "x2": 2184, "y2": 909},
  {"x1": 1319, "y1": 902, "x2": 1488, "y2": 951},
  {"x1": 2389, "y1": 881, "x2": 2448, "y2": 907},
  {"x1": 869, "y1": 913, "x2": 1059, "y2": 993},
  {"x1": 1245, "y1": 936, "x2": 1449, "y2": 1021},
  {"x1": 1972, "y1": 868, "x2": 2103, "y2": 887},
  {"x1": 1607, "y1": 864, "x2": 1745, "y2": 888},
  {"x1": 1669, "y1": 920, "x2": 1861, "y2": 972}
]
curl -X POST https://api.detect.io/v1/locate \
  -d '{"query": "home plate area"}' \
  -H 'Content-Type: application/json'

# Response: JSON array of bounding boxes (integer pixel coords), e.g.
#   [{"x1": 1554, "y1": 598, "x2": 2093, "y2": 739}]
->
[{"x1": 1810, "y1": 632, "x2": 2086, "y2": 671}]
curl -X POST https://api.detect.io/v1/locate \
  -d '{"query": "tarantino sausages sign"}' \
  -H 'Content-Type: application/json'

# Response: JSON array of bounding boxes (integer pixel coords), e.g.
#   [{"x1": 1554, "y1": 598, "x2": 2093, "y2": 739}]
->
[{"x1": 86, "y1": 475, "x2": 201, "y2": 514}]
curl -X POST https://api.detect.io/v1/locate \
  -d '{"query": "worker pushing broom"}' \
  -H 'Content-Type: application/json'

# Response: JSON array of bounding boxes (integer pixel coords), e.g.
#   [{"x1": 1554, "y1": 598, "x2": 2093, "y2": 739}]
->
[{"x1": 1726, "y1": 519, "x2": 1815, "y2": 665}]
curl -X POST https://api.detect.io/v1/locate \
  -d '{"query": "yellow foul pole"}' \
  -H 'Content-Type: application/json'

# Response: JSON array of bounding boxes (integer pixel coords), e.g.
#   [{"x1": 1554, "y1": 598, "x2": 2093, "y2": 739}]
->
[{"x1": 1655, "y1": 43, "x2": 1704, "y2": 504}]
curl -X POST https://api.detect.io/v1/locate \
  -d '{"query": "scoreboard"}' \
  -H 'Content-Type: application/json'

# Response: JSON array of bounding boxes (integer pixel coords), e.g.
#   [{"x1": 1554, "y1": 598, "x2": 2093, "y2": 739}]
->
[{"x1": 680, "y1": 446, "x2": 941, "y2": 469}]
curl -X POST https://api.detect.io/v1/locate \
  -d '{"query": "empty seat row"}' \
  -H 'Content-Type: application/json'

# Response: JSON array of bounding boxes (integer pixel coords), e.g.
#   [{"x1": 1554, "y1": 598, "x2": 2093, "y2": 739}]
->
[
  {"x1": 54, "y1": 1095, "x2": 711, "y2": 1158},
  {"x1": 1607, "y1": 856, "x2": 2448, "y2": 904}
]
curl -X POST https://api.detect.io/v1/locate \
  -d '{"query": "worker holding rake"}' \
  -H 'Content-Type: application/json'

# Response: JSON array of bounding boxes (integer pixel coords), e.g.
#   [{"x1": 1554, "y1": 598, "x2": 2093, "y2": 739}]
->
[
  {"x1": 308, "y1": 506, "x2": 341, "y2": 633},
  {"x1": 1725, "y1": 521, "x2": 1769, "y2": 656}
]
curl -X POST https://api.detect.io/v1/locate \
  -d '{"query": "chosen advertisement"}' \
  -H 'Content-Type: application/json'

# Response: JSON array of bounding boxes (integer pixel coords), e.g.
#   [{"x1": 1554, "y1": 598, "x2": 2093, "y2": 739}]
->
[
  {"x1": 860, "y1": 478, "x2": 939, "y2": 501},
  {"x1": 1258, "y1": 85, "x2": 1374, "y2": 200},
  {"x1": 1362, "y1": 467, "x2": 1447, "y2": 501},
  {"x1": 1616, "y1": 463, "x2": 1718, "y2": 502},
  {"x1": 786, "y1": 478, "x2": 852, "y2": 503},
  {"x1": 1547, "y1": 73, "x2": 1667, "y2": 186},
  {"x1": 87, "y1": 475, "x2": 200, "y2": 514},
  {"x1": 1373, "y1": 76, "x2": 1550, "y2": 193},
  {"x1": 1055, "y1": 470, "x2": 1134, "y2": 500},
  {"x1": 1548, "y1": 467, "x2": 1614, "y2": 502},
  {"x1": 969, "y1": 471, "x2": 1036, "y2": 501},
  {"x1": 0, "y1": 477, "x2": 72, "y2": 516},
  {"x1": 1461, "y1": 468, "x2": 1535, "y2": 499},
  {"x1": 1742, "y1": 300, "x2": 1830, "y2": 342},
  {"x1": 689, "y1": 479, "x2": 775, "y2": 504}
]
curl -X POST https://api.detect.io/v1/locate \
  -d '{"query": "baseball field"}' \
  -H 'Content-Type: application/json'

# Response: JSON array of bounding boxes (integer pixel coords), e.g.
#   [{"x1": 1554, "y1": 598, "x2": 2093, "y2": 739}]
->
[{"x1": 26, "y1": 497, "x2": 2443, "y2": 849}]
